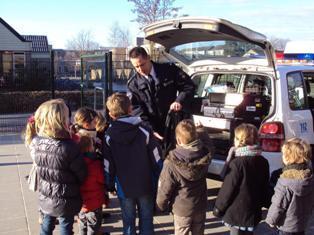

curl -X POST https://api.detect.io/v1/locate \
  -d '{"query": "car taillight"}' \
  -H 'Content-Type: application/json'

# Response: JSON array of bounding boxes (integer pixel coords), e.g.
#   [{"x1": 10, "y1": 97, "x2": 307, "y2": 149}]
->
[{"x1": 259, "y1": 122, "x2": 285, "y2": 152}]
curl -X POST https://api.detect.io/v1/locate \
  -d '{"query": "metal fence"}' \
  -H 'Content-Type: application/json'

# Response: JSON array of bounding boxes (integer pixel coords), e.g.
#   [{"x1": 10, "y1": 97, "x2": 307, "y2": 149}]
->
[{"x1": 0, "y1": 50, "x2": 131, "y2": 133}]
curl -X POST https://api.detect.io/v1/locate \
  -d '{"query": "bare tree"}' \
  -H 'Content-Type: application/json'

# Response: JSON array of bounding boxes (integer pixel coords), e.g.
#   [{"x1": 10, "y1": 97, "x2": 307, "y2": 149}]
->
[
  {"x1": 127, "y1": 0, "x2": 181, "y2": 27},
  {"x1": 66, "y1": 30, "x2": 100, "y2": 53},
  {"x1": 269, "y1": 36, "x2": 290, "y2": 51},
  {"x1": 107, "y1": 21, "x2": 132, "y2": 47}
]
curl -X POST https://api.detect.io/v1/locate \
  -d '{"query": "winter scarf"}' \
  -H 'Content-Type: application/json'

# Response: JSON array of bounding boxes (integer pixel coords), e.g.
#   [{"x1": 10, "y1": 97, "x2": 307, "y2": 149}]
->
[{"x1": 235, "y1": 145, "x2": 262, "y2": 157}]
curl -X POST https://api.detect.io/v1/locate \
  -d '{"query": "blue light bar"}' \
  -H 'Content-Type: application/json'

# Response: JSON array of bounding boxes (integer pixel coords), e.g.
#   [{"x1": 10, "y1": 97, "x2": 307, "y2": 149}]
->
[{"x1": 284, "y1": 53, "x2": 314, "y2": 60}]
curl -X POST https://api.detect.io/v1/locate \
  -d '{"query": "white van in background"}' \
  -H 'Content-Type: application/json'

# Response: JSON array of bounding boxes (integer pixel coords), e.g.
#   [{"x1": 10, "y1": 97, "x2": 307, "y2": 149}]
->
[{"x1": 143, "y1": 17, "x2": 314, "y2": 176}]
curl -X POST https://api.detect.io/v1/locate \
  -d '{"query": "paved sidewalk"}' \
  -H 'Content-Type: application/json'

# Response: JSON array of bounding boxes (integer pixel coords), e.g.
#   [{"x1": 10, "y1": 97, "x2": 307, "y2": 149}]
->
[{"x1": 1, "y1": 133, "x2": 313, "y2": 235}]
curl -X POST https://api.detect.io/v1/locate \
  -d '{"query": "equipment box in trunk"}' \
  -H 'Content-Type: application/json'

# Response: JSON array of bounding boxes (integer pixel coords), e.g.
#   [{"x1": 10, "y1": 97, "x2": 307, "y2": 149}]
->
[{"x1": 193, "y1": 91, "x2": 271, "y2": 156}]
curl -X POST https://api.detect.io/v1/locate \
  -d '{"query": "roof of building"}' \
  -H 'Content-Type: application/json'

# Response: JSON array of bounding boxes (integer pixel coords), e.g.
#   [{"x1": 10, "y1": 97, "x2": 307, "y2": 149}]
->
[
  {"x1": 22, "y1": 35, "x2": 49, "y2": 53},
  {"x1": 0, "y1": 17, "x2": 27, "y2": 42}
]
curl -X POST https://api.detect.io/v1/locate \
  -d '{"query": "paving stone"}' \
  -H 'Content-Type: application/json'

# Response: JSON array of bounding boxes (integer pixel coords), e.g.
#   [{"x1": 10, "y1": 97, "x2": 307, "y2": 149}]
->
[{"x1": 1, "y1": 133, "x2": 314, "y2": 235}]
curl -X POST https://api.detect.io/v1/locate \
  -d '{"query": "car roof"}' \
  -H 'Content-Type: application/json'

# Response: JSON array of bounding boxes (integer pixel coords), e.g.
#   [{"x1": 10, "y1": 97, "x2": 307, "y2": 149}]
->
[{"x1": 277, "y1": 64, "x2": 314, "y2": 72}]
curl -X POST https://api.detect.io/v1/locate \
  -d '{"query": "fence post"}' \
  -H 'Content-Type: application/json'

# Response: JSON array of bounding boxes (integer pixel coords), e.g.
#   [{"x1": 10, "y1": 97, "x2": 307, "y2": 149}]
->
[
  {"x1": 80, "y1": 57, "x2": 84, "y2": 107},
  {"x1": 51, "y1": 50, "x2": 55, "y2": 99},
  {"x1": 108, "y1": 51, "x2": 113, "y2": 96},
  {"x1": 104, "y1": 53, "x2": 109, "y2": 100}
]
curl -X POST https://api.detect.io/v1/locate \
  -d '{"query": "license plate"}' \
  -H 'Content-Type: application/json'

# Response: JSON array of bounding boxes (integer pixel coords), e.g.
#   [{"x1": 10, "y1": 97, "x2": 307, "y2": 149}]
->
[{"x1": 192, "y1": 115, "x2": 231, "y2": 130}]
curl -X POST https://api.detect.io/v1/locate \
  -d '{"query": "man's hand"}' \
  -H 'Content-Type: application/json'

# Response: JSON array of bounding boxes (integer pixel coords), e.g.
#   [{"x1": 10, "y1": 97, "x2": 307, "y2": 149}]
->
[
  {"x1": 170, "y1": 101, "x2": 182, "y2": 111},
  {"x1": 153, "y1": 132, "x2": 164, "y2": 141}
]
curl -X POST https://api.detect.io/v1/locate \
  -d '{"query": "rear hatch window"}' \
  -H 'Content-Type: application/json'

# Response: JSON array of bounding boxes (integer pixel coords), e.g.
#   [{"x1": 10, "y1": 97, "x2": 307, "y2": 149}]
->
[{"x1": 171, "y1": 40, "x2": 266, "y2": 65}]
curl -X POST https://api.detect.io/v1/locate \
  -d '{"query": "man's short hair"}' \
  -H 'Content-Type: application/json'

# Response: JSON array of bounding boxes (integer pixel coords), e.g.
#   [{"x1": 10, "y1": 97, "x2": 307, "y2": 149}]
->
[
  {"x1": 129, "y1": 46, "x2": 148, "y2": 59},
  {"x1": 106, "y1": 93, "x2": 131, "y2": 118},
  {"x1": 282, "y1": 138, "x2": 311, "y2": 165},
  {"x1": 175, "y1": 119, "x2": 197, "y2": 145}
]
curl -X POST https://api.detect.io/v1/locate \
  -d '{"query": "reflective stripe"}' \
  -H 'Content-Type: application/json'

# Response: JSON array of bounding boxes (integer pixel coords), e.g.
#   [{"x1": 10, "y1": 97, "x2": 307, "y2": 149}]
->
[
  {"x1": 104, "y1": 159, "x2": 109, "y2": 173},
  {"x1": 105, "y1": 136, "x2": 110, "y2": 146},
  {"x1": 139, "y1": 126, "x2": 149, "y2": 145},
  {"x1": 153, "y1": 147, "x2": 161, "y2": 163}
]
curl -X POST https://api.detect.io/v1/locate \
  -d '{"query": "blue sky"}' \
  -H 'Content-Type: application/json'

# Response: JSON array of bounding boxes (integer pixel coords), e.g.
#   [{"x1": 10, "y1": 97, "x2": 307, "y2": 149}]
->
[{"x1": 1, "y1": 0, "x2": 314, "y2": 48}]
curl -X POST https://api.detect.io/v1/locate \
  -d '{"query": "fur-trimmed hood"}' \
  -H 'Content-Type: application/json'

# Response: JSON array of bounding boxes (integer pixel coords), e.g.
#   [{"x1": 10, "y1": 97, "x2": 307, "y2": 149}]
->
[
  {"x1": 168, "y1": 140, "x2": 211, "y2": 181},
  {"x1": 279, "y1": 169, "x2": 313, "y2": 196}
]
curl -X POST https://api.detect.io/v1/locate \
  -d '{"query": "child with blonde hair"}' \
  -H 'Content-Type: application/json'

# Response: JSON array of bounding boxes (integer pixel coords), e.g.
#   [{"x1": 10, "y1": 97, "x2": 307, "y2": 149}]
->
[
  {"x1": 28, "y1": 99, "x2": 87, "y2": 235},
  {"x1": 103, "y1": 92, "x2": 162, "y2": 235},
  {"x1": 266, "y1": 138, "x2": 314, "y2": 235},
  {"x1": 156, "y1": 119, "x2": 211, "y2": 235},
  {"x1": 213, "y1": 123, "x2": 270, "y2": 235}
]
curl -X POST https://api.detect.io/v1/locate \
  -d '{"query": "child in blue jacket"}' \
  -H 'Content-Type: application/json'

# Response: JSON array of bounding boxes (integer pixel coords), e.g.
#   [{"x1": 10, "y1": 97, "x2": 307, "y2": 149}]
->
[{"x1": 103, "y1": 93, "x2": 162, "y2": 235}]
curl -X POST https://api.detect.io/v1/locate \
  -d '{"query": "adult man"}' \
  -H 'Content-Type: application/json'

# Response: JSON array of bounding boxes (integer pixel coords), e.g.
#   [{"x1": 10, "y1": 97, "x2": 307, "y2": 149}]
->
[{"x1": 127, "y1": 46, "x2": 195, "y2": 138}]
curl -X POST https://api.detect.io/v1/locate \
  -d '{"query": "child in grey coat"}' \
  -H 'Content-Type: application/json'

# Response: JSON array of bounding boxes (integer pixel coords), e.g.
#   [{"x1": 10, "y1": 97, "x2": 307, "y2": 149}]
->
[{"x1": 266, "y1": 138, "x2": 314, "y2": 235}]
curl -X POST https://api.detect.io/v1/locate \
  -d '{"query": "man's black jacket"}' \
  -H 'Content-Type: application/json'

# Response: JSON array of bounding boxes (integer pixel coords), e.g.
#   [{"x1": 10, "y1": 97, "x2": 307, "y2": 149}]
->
[{"x1": 127, "y1": 62, "x2": 195, "y2": 135}]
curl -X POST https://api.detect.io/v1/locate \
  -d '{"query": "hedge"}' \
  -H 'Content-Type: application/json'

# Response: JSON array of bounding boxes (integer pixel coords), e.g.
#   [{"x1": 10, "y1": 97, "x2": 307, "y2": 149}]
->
[{"x1": 0, "y1": 90, "x2": 97, "y2": 114}]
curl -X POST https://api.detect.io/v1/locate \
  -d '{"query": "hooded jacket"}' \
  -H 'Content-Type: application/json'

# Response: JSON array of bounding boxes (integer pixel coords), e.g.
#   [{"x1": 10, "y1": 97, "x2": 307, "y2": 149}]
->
[
  {"x1": 156, "y1": 139, "x2": 211, "y2": 217},
  {"x1": 31, "y1": 136, "x2": 87, "y2": 217},
  {"x1": 80, "y1": 152, "x2": 107, "y2": 212},
  {"x1": 266, "y1": 167, "x2": 314, "y2": 233},
  {"x1": 103, "y1": 116, "x2": 162, "y2": 199}
]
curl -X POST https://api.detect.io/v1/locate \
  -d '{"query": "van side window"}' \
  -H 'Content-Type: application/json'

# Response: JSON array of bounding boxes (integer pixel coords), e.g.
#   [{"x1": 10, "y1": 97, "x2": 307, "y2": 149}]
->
[
  {"x1": 244, "y1": 75, "x2": 271, "y2": 97},
  {"x1": 303, "y1": 72, "x2": 314, "y2": 110},
  {"x1": 193, "y1": 73, "x2": 213, "y2": 97},
  {"x1": 287, "y1": 72, "x2": 306, "y2": 110},
  {"x1": 212, "y1": 74, "x2": 241, "y2": 92}
]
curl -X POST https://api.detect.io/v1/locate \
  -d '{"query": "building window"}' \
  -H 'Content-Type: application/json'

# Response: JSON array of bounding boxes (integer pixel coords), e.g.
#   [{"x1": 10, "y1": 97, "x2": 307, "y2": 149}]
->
[
  {"x1": 13, "y1": 53, "x2": 25, "y2": 81},
  {"x1": 2, "y1": 52, "x2": 13, "y2": 78}
]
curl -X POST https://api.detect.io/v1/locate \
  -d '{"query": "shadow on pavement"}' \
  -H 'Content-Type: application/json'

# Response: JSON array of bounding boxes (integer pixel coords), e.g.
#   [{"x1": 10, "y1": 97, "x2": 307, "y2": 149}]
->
[
  {"x1": 0, "y1": 161, "x2": 32, "y2": 166},
  {"x1": 207, "y1": 187, "x2": 220, "y2": 196},
  {"x1": 0, "y1": 154, "x2": 21, "y2": 157}
]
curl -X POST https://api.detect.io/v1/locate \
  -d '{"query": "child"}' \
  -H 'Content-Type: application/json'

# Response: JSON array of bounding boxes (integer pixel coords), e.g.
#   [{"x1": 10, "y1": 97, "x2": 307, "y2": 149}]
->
[
  {"x1": 103, "y1": 92, "x2": 162, "y2": 235},
  {"x1": 156, "y1": 119, "x2": 211, "y2": 235},
  {"x1": 72, "y1": 107, "x2": 98, "y2": 141},
  {"x1": 78, "y1": 135, "x2": 108, "y2": 235},
  {"x1": 74, "y1": 108, "x2": 111, "y2": 221},
  {"x1": 266, "y1": 138, "x2": 314, "y2": 235},
  {"x1": 73, "y1": 107, "x2": 105, "y2": 157},
  {"x1": 29, "y1": 99, "x2": 87, "y2": 235},
  {"x1": 213, "y1": 123, "x2": 270, "y2": 235},
  {"x1": 95, "y1": 111, "x2": 109, "y2": 159}
]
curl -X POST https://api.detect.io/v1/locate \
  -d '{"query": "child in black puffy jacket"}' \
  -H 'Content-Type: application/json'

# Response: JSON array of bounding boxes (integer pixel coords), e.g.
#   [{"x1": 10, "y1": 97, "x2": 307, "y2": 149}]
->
[{"x1": 29, "y1": 99, "x2": 87, "y2": 235}]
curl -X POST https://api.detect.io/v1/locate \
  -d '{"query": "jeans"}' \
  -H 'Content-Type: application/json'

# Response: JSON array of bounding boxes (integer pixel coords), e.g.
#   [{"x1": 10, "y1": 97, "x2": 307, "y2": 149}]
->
[
  {"x1": 119, "y1": 194, "x2": 154, "y2": 235},
  {"x1": 78, "y1": 208, "x2": 102, "y2": 235},
  {"x1": 40, "y1": 213, "x2": 74, "y2": 235}
]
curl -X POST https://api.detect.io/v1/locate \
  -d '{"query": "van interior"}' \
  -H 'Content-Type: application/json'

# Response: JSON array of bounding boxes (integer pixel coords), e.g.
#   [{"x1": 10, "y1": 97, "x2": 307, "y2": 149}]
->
[{"x1": 191, "y1": 73, "x2": 272, "y2": 158}]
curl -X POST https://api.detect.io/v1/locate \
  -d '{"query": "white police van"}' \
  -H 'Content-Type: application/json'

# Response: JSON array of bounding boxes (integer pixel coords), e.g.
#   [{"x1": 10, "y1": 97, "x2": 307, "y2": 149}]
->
[{"x1": 143, "y1": 17, "x2": 314, "y2": 175}]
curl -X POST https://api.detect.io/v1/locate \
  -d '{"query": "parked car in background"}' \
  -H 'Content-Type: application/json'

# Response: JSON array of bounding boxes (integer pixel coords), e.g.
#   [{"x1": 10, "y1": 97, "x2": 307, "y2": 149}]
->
[{"x1": 143, "y1": 17, "x2": 314, "y2": 176}]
